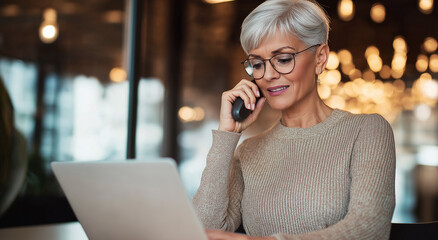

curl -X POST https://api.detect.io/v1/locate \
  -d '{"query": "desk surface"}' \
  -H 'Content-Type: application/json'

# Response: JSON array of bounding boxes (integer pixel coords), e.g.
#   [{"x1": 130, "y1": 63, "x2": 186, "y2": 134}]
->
[{"x1": 0, "y1": 222, "x2": 88, "y2": 240}]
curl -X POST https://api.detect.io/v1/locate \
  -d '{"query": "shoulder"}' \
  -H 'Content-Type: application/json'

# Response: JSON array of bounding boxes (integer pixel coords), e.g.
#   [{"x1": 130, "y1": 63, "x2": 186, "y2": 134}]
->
[
  {"x1": 337, "y1": 110, "x2": 393, "y2": 133},
  {"x1": 341, "y1": 112, "x2": 395, "y2": 148},
  {"x1": 358, "y1": 113, "x2": 393, "y2": 136}
]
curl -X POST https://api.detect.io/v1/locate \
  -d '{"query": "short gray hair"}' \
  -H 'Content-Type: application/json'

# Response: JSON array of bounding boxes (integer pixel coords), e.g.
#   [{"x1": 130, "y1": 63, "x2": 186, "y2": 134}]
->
[{"x1": 240, "y1": 0, "x2": 330, "y2": 54}]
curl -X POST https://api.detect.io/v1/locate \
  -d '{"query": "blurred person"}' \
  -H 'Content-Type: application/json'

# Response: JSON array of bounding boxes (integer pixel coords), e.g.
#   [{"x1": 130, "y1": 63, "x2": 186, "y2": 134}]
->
[
  {"x1": 0, "y1": 77, "x2": 27, "y2": 216},
  {"x1": 193, "y1": 0, "x2": 396, "y2": 239}
]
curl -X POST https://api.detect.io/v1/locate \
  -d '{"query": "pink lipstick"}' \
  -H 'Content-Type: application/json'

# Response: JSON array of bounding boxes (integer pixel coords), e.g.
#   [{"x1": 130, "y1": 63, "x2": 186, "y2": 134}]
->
[{"x1": 267, "y1": 85, "x2": 289, "y2": 96}]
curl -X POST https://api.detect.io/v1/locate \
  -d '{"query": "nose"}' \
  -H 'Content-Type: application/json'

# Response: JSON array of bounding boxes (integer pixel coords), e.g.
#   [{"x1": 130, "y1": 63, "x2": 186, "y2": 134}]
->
[{"x1": 263, "y1": 60, "x2": 280, "y2": 81}]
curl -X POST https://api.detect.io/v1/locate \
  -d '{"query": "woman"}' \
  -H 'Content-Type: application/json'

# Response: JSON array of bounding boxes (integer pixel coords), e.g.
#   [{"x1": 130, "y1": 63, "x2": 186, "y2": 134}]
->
[{"x1": 193, "y1": 0, "x2": 396, "y2": 239}]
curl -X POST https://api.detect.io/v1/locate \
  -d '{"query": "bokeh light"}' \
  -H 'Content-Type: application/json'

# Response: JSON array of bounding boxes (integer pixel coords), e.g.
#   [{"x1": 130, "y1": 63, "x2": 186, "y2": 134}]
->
[
  {"x1": 337, "y1": 49, "x2": 353, "y2": 65},
  {"x1": 39, "y1": 8, "x2": 58, "y2": 44},
  {"x1": 418, "y1": 0, "x2": 434, "y2": 14},
  {"x1": 365, "y1": 45, "x2": 380, "y2": 58},
  {"x1": 370, "y1": 3, "x2": 386, "y2": 23},
  {"x1": 416, "y1": 54, "x2": 429, "y2": 72},
  {"x1": 423, "y1": 37, "x2": 438, "y2": 53},
  {"x1": 326, "y1": 51, "x2": 340, "y2": 70},
  {"x1": 178, "y1": 106, "x2": 205, "y2": 122},
  {"x1": 109, "y1": 67, "x2": 127, "y2": 82},
  {"x1": 379, "y1": 65, "x2": 391, "y2": 79},
  {"x1": 338, "y1": 0, "x2": 355, "y2": 21},
  {"x1": 367, "y1": 54, "x2": 383, "y2": 72},
  {"x1": 430, "y1": 54, "x2": 438, "y2": 72}
]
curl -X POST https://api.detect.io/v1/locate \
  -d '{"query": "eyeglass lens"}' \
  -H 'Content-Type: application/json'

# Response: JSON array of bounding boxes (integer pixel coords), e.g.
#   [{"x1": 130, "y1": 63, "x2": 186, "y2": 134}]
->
[{"x1": 243, "y1": 53, "x2": 296, "y2": 79}]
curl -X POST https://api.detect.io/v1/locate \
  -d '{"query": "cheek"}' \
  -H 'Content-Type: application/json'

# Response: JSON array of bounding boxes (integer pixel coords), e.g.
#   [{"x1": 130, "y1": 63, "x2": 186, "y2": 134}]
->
[{"x1": 285, "y1": 60, "x2": 315, "y2": 85}]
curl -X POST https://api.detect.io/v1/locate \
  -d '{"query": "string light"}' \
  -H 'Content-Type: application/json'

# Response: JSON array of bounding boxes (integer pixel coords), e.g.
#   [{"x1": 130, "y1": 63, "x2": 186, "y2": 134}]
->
[
  {"x1": 337, "y1": 49, "x2": 353, "y2": 65},
  {"x1": 365, "y1": 46, "x2": 380, "y2": 58},
  {"x1": 418, "y1": 0, "x2": 434, "y2": 14},
  {"x1": 324, "y1": 70, "x2": 342, "y2": 87},
  {"x1": 367, "y1": 55, "x2": 383, "y2": 72},
  {"x1": 424, "y1": 37, "x2": 438, "y2": 53},
  {"x1": 379, "y1": 65, "x2": 391, "y2": 79},
  {"x1": 341, "y1": 63, "x2": 355, "y2": 75},
  {"x1": 393, "y1": 36, "x2": 408, "y2": 53},
  {"x1": 317, "y1": 84, "x2": 331, "y2": 99},
  {"x1": 338, "y1": 0, "x2": 355, "y2": 21},
  {"x1": 370, "y1": 3, "x2": 386, "y2": 23},
  {"x1": 326, "y1": 51, "x2": 340, "y2": 70},
  {"x1": 430, "y1": 54, "x2": 438, "y2": 72},
  {"x1": 348, "y1": 69, "x2": 362, "y2": 81},
  {"x1": 363, "y1": 69, "x2": 376, "y2": 81},
  {"x1": 416, "y1": 54, "x2": 429, "y2": 72},
  {"x1": 391, "y1": 69, "x2": 404, "y2": 79}
]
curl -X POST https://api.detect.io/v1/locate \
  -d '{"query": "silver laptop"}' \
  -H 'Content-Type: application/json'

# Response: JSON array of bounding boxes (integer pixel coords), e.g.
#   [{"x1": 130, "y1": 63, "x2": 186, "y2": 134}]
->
[{"x1": 51, "y1": 158, "x2": 208, "y2": 240}]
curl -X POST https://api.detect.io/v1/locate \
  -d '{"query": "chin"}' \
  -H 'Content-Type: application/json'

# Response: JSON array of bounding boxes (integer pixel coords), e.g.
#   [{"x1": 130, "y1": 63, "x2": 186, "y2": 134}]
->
[{"x1": 266, "y1": 98, "x2": 294, "y2": 111}]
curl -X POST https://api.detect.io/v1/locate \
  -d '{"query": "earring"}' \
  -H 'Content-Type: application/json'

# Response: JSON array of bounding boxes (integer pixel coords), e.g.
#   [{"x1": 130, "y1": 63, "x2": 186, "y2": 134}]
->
[{"x1": 316, "y1": 71, "x2": 321, "y2": 83}]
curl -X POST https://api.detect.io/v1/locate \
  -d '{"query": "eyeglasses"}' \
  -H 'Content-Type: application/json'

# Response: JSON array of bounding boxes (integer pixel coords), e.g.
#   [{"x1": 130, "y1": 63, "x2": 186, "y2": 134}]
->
[{"x1": 241, "y1": 44, "x2": 321, "y2": 80}]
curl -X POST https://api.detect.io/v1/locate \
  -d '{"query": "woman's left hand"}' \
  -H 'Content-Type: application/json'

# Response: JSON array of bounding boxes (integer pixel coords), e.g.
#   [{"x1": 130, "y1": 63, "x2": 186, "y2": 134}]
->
[{"x1": 206, "y1": 230, "x2": 276, "y2": 240}]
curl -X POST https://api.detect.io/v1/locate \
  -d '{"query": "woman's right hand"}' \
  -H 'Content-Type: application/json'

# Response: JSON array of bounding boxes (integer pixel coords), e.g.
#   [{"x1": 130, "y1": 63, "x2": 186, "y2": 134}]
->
[{"x1": 218, "y1": 79, "x2": 266, "y2": 133}]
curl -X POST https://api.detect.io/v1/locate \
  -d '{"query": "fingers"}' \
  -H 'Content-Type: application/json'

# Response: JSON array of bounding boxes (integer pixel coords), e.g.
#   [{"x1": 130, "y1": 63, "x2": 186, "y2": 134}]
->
[
  {"x1": 239, "y1": 85, "x2": 256, "y2": 110},
  {"x1": 243, "y1": 97, "x2": 266, "y2": 124},
  {"x1": 237, "y1": 79, "x2": 260, "y2": 98},
  {"x1": 218, "y1": 79, "x2": 263, "y2": 133},
  {"x1": 233, "y1": 80, "x2": 260, "y2": 110}
]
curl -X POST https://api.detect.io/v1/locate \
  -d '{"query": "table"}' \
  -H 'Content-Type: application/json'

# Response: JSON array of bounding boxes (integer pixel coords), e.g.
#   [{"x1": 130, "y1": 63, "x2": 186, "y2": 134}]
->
[{"x1": 0, "y1": 222, "x2": 88, "y2": 240}]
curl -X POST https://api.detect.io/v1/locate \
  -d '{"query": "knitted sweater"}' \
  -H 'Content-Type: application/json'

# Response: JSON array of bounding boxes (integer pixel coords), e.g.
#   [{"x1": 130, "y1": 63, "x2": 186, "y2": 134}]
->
[{"x1": 193, "y1": 109, "x2": 396, "y2": 240}]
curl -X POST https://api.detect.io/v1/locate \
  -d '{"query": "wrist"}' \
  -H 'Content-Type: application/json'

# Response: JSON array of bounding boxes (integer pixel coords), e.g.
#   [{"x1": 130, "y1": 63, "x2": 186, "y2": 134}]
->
[{"x1": 218, "y1": 124, "x2": 241, "y2": 133}]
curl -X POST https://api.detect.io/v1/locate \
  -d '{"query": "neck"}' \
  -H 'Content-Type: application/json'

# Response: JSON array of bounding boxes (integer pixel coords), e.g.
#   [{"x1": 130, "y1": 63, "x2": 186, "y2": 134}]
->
[{"x1": 281, "y1": 88, "x2": 333, "y2": 128}]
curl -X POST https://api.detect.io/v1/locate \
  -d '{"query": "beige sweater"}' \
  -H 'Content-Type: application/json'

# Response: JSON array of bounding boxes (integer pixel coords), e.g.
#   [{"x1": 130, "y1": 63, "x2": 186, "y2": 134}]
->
[{"x1": 193, "y1": 109, "x2": 396, "y2": 240}]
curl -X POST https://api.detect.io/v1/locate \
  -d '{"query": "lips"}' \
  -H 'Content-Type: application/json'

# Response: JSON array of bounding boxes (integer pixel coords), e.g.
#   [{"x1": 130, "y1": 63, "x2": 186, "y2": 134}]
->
[{"x1": 267, "y1": 85, "x2": 289, "y2": 96}]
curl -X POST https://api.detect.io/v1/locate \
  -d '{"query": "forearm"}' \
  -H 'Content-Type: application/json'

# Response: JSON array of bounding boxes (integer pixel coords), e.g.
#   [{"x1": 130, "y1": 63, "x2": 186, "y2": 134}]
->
[{"x1": 193, "y1": 130, "x2": 242, "y2": 230}]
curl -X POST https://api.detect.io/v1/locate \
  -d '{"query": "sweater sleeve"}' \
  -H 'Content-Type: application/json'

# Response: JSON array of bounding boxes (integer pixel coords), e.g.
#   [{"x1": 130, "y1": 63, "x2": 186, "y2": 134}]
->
[
  {"x1": 192, "y1": 129, "x2": 244, "y2": 232},
  {"x1": 274, "y1": 114, "x2": 396, "y2": 240}
]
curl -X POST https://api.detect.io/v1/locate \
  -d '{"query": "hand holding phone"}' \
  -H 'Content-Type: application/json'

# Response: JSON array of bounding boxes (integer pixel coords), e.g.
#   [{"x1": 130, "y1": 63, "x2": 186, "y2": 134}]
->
[{"x1": 231, "y1": 80, "x2": 263, "y2": 122}]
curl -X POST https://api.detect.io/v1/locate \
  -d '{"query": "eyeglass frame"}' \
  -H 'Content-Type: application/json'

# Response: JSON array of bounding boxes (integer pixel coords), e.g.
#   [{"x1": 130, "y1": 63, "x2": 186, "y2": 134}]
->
[{"x1": 241, "y1": 44, "x2": 322, "y2": 80}]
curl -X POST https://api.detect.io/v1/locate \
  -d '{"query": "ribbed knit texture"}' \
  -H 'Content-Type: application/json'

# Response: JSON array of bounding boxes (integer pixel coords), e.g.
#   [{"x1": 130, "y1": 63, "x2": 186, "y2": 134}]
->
[{"x1": 193, "y1": 109, "x2": 396, "y2": 240}]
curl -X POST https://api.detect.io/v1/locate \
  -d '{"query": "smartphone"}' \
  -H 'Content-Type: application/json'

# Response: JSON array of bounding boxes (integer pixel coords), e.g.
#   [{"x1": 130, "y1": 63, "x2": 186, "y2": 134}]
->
[{"x1": 231, "y1": 80, "x2": 263, "y2": 122}]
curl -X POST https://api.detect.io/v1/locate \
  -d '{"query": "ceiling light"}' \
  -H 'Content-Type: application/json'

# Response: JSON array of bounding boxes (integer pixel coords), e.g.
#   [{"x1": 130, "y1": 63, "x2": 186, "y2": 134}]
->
[{"x1": 39, "y1": 8, "x2": 58, "y2": 44}]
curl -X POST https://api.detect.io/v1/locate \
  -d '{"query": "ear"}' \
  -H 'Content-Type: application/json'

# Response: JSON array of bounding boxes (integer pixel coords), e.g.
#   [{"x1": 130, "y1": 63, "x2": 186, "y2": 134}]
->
[{"x1": 315, "y1": 44, "x2": 329, "y2": 75}]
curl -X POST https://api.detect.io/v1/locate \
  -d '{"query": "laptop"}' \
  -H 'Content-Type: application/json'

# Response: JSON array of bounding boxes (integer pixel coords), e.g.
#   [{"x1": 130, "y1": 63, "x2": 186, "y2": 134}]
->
[{"x1": 51, "y1": 158, "x2": 208, "y2": 240}]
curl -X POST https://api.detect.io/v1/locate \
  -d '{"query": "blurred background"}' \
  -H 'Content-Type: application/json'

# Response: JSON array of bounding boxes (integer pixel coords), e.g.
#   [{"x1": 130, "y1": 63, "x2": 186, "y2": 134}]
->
[{"x1": 0, "y1": 0, "x2": 437, "y2": 227}]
